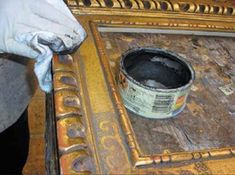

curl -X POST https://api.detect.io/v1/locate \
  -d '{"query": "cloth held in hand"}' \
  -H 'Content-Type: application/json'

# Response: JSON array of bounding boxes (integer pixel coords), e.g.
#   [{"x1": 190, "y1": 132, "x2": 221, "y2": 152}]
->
[{"x1": 0, "y1": 0, "x2": 86, "y2": 92}]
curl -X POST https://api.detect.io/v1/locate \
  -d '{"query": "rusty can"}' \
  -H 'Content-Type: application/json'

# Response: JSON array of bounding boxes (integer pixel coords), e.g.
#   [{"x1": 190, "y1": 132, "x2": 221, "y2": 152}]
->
[{"x1": 118, "y1": 47, "x2": 195, "y2": 119}]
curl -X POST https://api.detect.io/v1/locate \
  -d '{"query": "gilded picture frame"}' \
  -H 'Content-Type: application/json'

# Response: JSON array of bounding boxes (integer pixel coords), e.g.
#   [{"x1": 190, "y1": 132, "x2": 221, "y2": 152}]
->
[{"x1": 51, "y1": 0, "x2": 235, "y2": 174}]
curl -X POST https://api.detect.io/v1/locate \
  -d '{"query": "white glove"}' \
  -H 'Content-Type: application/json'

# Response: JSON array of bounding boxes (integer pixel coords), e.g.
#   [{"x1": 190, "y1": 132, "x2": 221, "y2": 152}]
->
[{"x1": 0, "y1": 0, "x2": 86, "y2": 92}]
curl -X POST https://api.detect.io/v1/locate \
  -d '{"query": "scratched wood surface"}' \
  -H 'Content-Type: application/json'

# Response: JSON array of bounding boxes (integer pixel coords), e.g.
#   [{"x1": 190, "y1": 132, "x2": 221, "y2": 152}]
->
[{"x1": 100, "y1": 32, "x2": 235, "y2": 155}]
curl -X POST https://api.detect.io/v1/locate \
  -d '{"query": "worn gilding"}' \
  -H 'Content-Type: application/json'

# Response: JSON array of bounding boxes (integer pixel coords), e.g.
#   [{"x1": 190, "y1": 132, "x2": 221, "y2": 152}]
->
[
  {"x1": 51, "y1": 0, "x2": 235, "y2": 174},
  {"x1": 53, "y1": 55, "x2": 94, "y2": 174}
]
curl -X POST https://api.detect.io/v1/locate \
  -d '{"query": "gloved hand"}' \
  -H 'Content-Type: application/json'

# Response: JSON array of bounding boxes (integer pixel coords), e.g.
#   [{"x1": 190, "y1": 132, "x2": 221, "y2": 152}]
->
[{"x1": 0, "y1": 0, "x2": 86, "y2": 92}]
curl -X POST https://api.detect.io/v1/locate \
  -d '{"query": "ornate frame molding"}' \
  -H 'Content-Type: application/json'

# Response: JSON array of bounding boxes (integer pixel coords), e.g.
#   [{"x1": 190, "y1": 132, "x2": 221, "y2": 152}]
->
[
  {"x1": 52, "y1": 0, "x2": 235, "y2": 174},
  {"x1": 90, "y1": 19, "x2": 235, "y2": 167},
  {"x1": 67, "y1": 0, "x2": 235, "y2": 17}
]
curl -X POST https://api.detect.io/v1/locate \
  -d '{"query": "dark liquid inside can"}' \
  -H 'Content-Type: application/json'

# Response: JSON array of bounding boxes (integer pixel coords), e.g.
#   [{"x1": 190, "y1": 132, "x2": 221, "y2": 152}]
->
[{"x1": 123, "y1": 49, "x2": 192, "y2": 89}]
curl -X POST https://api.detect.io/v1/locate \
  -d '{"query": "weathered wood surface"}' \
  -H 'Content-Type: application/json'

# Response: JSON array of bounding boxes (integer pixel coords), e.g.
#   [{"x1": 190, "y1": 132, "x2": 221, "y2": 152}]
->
[{"x1": 101, "y1": 32, "x2": 235, "y2": 155}]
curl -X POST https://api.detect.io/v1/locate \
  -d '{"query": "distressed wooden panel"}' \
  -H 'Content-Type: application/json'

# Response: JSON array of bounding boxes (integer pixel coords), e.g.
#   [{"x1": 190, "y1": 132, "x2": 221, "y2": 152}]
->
[{"x1": 101, "y1": 32, "x2": 235, "y2": 155}]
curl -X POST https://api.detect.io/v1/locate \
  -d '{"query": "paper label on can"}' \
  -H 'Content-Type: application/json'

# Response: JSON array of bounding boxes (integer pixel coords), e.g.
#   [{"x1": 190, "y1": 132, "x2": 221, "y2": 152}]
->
[
  {"x1": 118, "y1": 75, "x2": 190, "y2": 119},
  {"x1": 152, "y1": 94, "x2": 175, "y2": 113}
]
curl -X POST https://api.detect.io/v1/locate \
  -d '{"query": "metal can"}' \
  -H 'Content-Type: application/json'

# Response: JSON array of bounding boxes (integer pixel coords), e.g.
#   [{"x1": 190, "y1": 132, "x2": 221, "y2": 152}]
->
[{"x1": 118, "y1": 47, "x2": 195, "y2": 119}]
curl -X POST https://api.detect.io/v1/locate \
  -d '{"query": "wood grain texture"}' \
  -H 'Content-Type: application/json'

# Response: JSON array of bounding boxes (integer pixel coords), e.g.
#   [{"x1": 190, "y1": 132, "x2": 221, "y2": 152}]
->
[
  {"x1": 101, "y1": 32, "x2": 235, "y2": 155},
  {"x1": 23, "y1": 88, "x2": 45, "y2": 175}
]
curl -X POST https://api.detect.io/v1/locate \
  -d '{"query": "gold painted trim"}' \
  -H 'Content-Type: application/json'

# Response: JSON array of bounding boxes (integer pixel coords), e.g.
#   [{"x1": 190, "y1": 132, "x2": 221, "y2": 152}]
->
[
  {"x1": 67, "y1": 0, "x2": 235, "y2": 17},
  {"x1": 89, "y1": 19, "x2": 235, "y2": 167},
  {"x1": 52, "y1": 0, "x2": 235, "y2": 174},
  {"x1": 52, "y1": 55, "x2": 94, "y2": 174}
]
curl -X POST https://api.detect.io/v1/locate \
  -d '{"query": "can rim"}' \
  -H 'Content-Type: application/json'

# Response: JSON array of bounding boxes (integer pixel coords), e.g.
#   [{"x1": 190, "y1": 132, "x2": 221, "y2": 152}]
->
[{"x1": 120, "y1": 47, "x2": 195, "y2": 93}]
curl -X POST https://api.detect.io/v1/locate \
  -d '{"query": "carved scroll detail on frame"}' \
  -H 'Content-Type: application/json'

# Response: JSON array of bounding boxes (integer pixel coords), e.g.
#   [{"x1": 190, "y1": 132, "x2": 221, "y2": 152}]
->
[
  {"x1": 99, "y1": 120, "x2": 130, "y2": 173},
  {"x1": 90, "y1": 20, "x2": 235, "y2": 167},
  {"x1": 52, "y1": 55, "x2": 94, "y2": 174},
  {"x1": 89, "y1": 22, "x2": 145, "y2": 166},
  {"x1": 67, "y1": 0, "x2": 235, "y2": 16}
]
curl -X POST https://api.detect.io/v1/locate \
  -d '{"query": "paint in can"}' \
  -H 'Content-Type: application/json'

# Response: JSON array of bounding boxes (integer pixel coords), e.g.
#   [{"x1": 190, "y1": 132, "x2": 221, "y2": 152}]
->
[{"x1": 118, "y1": 47, "x2": 195, "y2": 119}]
